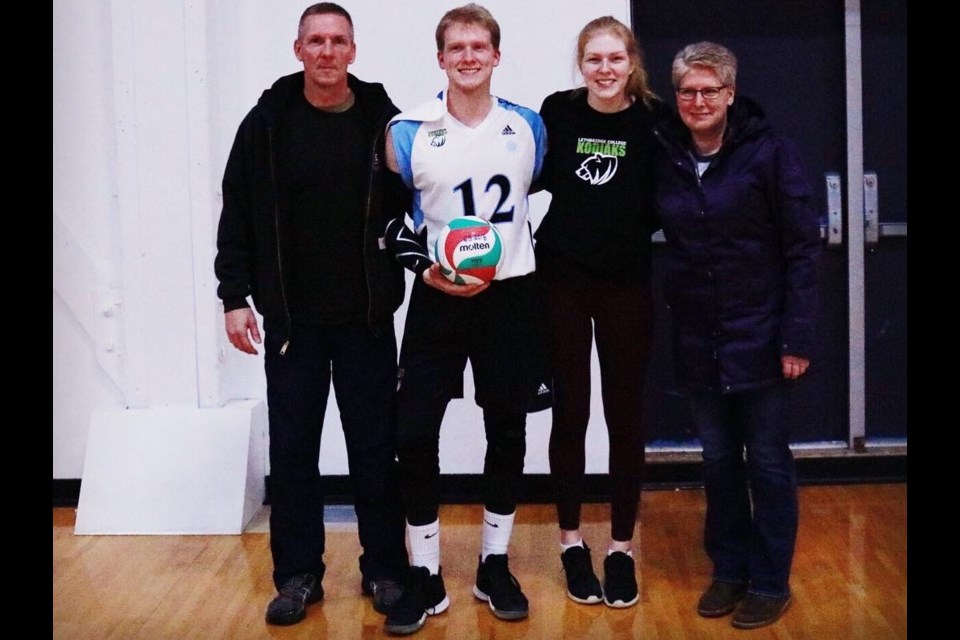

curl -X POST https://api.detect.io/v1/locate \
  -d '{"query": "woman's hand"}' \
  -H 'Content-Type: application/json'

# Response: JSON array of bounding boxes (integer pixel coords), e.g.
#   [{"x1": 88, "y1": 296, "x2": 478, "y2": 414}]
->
[{"x1": 782, "y1": 355, "x2": 810, "y2": 380}]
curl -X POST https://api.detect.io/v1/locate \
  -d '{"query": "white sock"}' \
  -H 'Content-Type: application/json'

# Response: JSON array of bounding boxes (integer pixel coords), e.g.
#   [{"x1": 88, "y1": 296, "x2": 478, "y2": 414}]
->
[
  {"x1": 481, "y1": 509, "x2": 515, "y2": 561},
  {"x1": 408, "y1": 520, "x2": 441, "y2": 574},
  {"x1": 560, "y1": 538, "x2": 585, "y2": 552},
  {"x1": 608, "y1": 548, "x2": 634, "y2": 557}
]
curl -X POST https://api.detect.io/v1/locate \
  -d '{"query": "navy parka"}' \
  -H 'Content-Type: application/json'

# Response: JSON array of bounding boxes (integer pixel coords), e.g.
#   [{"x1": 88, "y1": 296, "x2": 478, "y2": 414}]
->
[{"x1": 651, "y1": 97, "x2": 821, "y2": 393}]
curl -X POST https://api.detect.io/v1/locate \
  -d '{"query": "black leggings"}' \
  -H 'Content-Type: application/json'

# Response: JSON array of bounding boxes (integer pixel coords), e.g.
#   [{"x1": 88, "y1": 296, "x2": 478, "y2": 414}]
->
[
  {"x1": 540, "y1": 273, "x2": 653, "y2": 542},
  {"x1": 396, "y1": 276, "x2": 536, "y2": 525}
]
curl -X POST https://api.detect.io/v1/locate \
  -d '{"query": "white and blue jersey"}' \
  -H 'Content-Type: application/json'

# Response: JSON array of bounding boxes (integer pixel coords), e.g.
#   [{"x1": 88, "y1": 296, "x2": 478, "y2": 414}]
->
[{"x1": 388, "y1": 91, "x2": 547, "y2": 280}]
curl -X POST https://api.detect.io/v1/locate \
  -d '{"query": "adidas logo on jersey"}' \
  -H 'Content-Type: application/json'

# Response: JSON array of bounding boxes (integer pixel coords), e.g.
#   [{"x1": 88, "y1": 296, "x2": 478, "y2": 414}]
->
[
  {"x1": 537, "y1": 383, "x2": 550, "y2": 395},
  {"x1": 501, "y1": 125, "x2": 516, "y2": 135}
]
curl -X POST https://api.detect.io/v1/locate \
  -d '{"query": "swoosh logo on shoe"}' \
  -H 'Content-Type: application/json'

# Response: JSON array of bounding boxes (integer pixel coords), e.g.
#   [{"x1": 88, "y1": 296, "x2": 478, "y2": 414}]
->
[
  {"x1": 424, "y1": 531, "x2": 438, "y2": 539},
  {"x1": 484, "y1": 520, "x2": 499, "y2": 528}
]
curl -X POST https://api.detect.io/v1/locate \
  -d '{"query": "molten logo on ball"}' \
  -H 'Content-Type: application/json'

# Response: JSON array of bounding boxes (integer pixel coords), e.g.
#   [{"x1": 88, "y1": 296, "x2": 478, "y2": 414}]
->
[{"x1": 435, "y1": 218, "x2": 504, "y2": 285}]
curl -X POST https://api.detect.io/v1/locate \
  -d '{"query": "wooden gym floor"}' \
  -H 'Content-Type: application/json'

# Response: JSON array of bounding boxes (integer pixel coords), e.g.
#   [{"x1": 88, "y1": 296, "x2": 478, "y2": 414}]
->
[{"x1": 53, "y1": 483, "x2": 907, "y2": 639}]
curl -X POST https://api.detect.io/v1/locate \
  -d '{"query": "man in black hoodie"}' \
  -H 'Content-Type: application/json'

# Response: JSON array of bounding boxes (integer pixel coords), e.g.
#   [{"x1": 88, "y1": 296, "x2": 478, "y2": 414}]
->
[{"x1": 214, "y1": 2, "x2": 409, "y2": 626}]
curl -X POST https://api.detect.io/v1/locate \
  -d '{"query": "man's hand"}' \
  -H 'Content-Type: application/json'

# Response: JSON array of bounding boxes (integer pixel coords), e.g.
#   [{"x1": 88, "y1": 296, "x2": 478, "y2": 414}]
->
[
  {"x1": 422, "y1": 263, "x2": 489, "y2": 297},
  {"x1": 225, "y1": 308, "x2": 262, "y2": 355},
  {"x1": 782, "y1": 355, "x2": 810, "y2": 380}
]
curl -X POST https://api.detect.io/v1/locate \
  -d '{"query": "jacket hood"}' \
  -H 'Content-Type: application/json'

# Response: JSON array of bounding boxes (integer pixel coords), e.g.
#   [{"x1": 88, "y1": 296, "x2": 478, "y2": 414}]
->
[
  {"x1": 255, "y1": 71, "x2": 396, "y2": 127},
  {"x1": 723, "y1": 95, "x2": 769, "y2": 145}
]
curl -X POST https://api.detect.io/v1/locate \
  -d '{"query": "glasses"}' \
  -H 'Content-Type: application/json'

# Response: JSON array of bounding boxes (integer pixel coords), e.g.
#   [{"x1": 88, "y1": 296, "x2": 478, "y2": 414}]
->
[{"x1": 677, "y1": 86, "x2": 727, "y2": 101}]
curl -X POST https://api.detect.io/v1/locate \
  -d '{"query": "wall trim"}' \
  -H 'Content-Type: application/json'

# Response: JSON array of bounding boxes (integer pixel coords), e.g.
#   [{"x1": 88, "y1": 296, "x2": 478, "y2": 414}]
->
[{"x1": 53, "y1": 453, "x2": 906, "y2": 508}]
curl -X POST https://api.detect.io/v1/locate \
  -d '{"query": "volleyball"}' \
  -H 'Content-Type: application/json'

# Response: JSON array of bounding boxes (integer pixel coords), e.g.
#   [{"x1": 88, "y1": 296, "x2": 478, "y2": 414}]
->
[{"x1": 434, "y1": 217, "x2": 504, "y2": 285}]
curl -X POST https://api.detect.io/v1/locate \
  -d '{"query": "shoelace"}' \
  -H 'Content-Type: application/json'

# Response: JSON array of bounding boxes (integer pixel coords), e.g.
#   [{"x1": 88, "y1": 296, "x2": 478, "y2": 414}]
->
[{"x1": 279, "y1": 576, "x2": 314, "y2": 600}]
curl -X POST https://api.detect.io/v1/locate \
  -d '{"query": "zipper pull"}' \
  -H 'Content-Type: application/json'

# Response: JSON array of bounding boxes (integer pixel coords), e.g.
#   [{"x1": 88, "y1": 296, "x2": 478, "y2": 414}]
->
[{"x1": 280, "y1": 340, "x2": 289, "y2": 355}]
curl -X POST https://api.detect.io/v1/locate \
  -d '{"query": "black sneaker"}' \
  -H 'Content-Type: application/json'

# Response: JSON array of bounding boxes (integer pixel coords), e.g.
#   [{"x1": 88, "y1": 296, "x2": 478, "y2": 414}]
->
[
  {"x1": 362, "y1": 577, "x2": 404, "y2": 614},
  {"x1": 472, "y1": 554, "x2": 529, "y2": 620},
  {"x1": 603, "y1": 552, "x2": 639, "y2": 608},
  {"x1": 560, "y1": 545, "x2": 603, "y2": 604},
  {"x1": 384, "y1": 566, "x2": 449, "y2": 635},
  {"x1": 265, "y1": 573, "x2": 323, "y2": 625}
]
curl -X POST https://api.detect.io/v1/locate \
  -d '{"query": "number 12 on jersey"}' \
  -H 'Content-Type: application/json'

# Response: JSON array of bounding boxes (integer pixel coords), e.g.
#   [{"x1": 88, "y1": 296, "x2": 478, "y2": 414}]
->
[{"x1": 454, "y1": 174, "x2": 515, "y2": 223}]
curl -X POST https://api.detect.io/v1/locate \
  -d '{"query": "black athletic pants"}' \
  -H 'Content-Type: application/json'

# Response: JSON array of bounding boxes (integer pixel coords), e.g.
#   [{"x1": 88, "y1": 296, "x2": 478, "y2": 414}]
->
[{"x1": 396, "y1": 275, "x2": 540, "y2": 525}]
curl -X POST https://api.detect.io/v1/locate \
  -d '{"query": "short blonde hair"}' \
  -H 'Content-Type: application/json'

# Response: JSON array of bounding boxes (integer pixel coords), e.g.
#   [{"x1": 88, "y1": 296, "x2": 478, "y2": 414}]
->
[
  {"x1": 435, "y1": 3, "x2": 500, "y2": 51},
  {"x1": 671, "y1": 41, "x2": 737, "y2": 89}
]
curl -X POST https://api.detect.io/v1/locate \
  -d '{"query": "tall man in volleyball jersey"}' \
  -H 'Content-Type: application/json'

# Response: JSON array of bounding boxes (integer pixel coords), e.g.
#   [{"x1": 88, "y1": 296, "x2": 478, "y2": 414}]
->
[{"x1": 380, "y1": 4, "x2": 547, "y2": 635}]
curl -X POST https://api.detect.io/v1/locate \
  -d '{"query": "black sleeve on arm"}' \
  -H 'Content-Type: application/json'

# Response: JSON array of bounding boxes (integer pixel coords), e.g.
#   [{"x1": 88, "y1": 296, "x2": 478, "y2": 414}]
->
[
  {"x1": 532, "y1": 93, "x2": 556, "y2": 194},
  {"x1": 381, "y1": 121, "x2": 433, "y2": 276},
  {"x1": 384, "y1": 213, "x2": 432, "y2": 276},
  {"x1": 215, "y1": 114, "x2": 257, "y2": 311}
]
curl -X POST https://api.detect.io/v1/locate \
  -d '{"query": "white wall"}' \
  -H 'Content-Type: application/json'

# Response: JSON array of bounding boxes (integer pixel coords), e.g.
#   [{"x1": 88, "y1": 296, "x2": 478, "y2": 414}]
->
[{"x1": 53, "y1": 0, "x2": 631, "y2": 481}]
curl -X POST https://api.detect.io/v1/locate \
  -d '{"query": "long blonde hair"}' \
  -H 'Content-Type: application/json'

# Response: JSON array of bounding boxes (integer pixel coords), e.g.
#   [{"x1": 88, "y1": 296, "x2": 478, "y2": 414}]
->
[{"x1": 575, "y1": 16, "x2": 658, "y2": 107}]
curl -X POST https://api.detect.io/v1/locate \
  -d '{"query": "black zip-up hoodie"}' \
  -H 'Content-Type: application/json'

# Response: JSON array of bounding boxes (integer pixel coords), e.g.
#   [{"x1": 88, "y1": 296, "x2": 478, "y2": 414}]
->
[{"x1": 215, "y1": 72, "x2": 407, "y2": 345}]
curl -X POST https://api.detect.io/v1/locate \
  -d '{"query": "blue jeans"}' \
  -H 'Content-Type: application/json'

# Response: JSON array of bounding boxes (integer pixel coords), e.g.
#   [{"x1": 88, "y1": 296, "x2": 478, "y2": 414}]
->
[
  {"x1": 688, "y1": 383, "x2": 798, "y2": 597},
  {"x1": 264, "y1": 322, "x2": 408, "y2": 589}
]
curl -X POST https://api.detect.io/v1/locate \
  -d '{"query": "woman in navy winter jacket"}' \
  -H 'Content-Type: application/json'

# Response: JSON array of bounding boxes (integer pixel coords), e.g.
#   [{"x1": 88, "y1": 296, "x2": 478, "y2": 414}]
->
[{"x1": 651, "y1": 42, "x2": 820, "y2": 630}]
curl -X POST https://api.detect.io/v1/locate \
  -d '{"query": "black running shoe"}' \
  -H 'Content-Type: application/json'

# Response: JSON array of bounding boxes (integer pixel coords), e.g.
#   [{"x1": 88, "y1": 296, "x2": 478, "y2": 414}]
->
[
  {"x1": 384, "y1": 566, "x2": 449, "y2": 635},
  {"x1": 561, "y1": 545, "x2": 603, "y2": 604},
  {"x1": 472, "y1": 554, "x2": 529, "y2": 620},
  {"x1": 362, "y1": 577, "x2": 404, "y2": 615},
  {"x1": 265, "y1": 573, "x2": 323, "y2": 625},
  {"x1": 603, "y1": 551, "x2": 639, "y2": 608}
]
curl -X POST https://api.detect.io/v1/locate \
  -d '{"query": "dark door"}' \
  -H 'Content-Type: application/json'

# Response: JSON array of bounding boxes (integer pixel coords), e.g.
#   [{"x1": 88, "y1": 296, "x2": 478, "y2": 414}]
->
[{"x1": 861, "y1": 0, "x2": 907, "y2": 444}]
